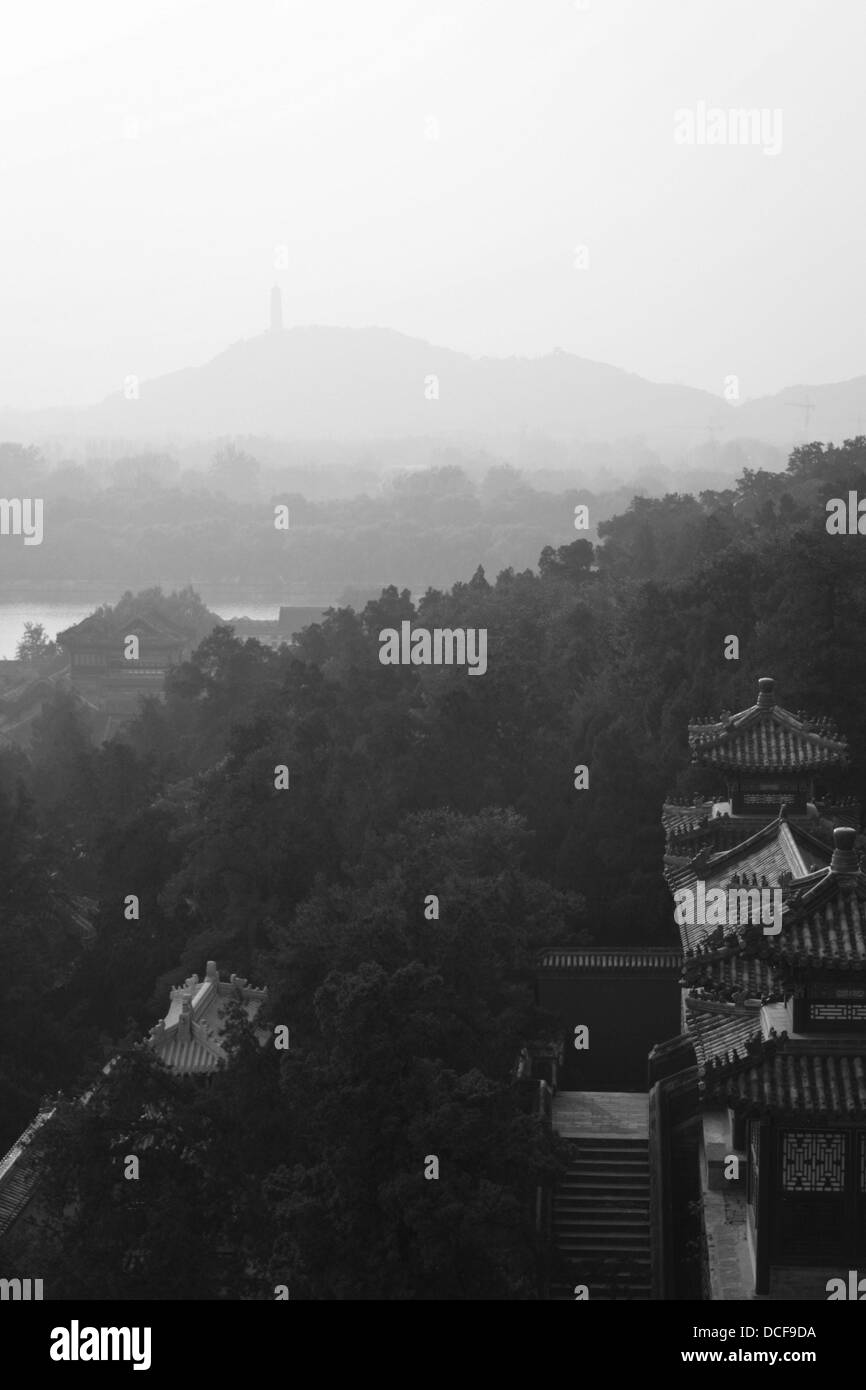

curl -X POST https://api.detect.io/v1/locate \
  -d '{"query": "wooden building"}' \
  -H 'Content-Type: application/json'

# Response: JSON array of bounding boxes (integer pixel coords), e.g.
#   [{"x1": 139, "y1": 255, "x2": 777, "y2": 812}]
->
[
  {"x1": 147, "y1": 960, "x2": 268, "y2": 1075},
  {"x1": 651, "y1": 675, "x2": 865, "y2": 1299},
  {"x1": 57, "y1": 608, "x2": 191, "y2": 684},
  {"x1": 687, "y1": 676, "x2": 848, "y2": 816},
  {"x1": 536, "y1": 947, "x2": 681, "y2": 1091}
]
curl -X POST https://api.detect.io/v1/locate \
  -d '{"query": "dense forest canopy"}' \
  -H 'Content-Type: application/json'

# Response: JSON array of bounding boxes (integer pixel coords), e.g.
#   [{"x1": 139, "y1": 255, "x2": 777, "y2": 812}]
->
[{"x1": 2, "y1": 438, "x2": 865, "y2": 1296}]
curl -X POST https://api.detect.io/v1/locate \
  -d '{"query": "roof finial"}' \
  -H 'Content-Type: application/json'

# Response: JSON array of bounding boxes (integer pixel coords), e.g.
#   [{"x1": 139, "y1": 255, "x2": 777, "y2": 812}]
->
[
  {"x1": 757, "y1": 676, "x2": 775, "y2": 709},
  {"x1": 830, "y1": 826, "x2": 860, "y2": 875}
]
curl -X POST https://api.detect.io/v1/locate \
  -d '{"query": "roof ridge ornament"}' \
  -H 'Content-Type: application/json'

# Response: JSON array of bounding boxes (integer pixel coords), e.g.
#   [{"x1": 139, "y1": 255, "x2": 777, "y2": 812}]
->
[
  {"x1": 756, "y1": 675, "x2": 775, "y2": 710},
  {"x1": 830, "y1": 826, "x2": 861, "y2": 876}
]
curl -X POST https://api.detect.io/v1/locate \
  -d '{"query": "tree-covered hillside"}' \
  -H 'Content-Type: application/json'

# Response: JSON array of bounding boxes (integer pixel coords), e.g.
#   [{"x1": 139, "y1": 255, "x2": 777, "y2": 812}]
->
[{"x1": 3, "y1": 439, "x2": 865, "y2": 1296}]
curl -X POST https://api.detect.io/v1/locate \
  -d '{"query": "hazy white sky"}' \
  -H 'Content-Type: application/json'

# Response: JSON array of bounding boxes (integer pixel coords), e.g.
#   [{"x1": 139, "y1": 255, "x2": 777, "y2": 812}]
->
[{"x1": 0, "y1": 0, "x2": 863, "y2": 408}]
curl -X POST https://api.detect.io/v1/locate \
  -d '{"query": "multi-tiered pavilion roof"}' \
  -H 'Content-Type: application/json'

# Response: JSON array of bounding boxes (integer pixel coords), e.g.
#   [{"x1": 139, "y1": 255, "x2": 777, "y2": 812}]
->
[
  {"x1": 652, "y1": 676, "x2": 866, "y2": 1297},
  {"x1": 687, "y1": 677, "x2": 848, "y2": 774},
  {"x1": 663, "y1": 679, "x2": 863, "y2": 1074},
  {"x1": 663, "y1": 677, "x2": 856, "y2": 873}
]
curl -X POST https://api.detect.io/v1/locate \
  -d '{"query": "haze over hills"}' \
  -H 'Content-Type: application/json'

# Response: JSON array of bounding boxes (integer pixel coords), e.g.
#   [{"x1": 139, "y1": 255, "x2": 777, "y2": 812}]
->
[{"x1": 1, "y1": 323, "x2": 865, "y2": 456}]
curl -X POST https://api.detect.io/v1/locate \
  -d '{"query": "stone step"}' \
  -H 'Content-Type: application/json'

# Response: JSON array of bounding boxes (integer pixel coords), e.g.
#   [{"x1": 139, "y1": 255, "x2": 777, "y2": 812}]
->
[
  {"x1": 556, "y1": 1184, "x2": 649, "y2": 1196},
  {"x1": 567, "y1": 1145, "x2": 647, "y2": 1156},
  {"x1": 554, "y1": 1214, "x2": 650, "y2": 1231},
  {"x1": 555, "y1": 1236, "x2": 651, "y2": 1251},
  {"x1": 548, "y1": 1284, "x2": 651, "y2": 1301},
  {"x1": 567, "y1": 1137, "x2": 649, "y2": 1149},
  {"x1": 569, "y1": 1141, "x2": 649, "y2": 1153},
  {"x1": 556, "y1": 1195, "x2": 650, "y2": 1206},
  {"x1": 554, "y1": 1235, "x2": 650, "y2": 1252},
  {"x1": 570, "y1": 1146, "x2": 649, "y2": 1156},
  {"x1": 558, "y1": 1178, "x2": 649, "y2": 1194},
  {"x1": 555, "y1": 1211, "x2": 651, "y2": 1225},
  {"x1": 563, "y1": 1166, "x2": 649, "y2": 1180},
  {"x1": 569, "y1": 1156, "x2": 650, "y2": 1167},
  {"x1": 561, "y1": 1167, "x2": 650, "y2": 1178},
  {"x1": 549, "y1": 1099, "x2": 652, "y2": 1302},
  {"x1": 555, "y1": 1249, "x2": 652, "y2": 1265},
  {"x1": 568, "y1": 1143, "x2": 650, "y2": 1157},
  {"x1": 552, "y1": 1279, "x2": 652, "y2": 1291}
]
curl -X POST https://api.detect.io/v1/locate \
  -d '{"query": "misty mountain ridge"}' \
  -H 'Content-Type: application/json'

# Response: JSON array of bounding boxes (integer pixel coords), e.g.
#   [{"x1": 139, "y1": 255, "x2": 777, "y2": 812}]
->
[{"x1": 2, "y1": 325, "x2": 866, "y2": 454}]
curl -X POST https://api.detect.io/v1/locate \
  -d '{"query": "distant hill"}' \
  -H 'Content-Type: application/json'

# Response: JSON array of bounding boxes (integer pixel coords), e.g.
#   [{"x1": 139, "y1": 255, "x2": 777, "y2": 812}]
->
[
  {"x1": 1, "y1": 326, "x2": 865, "y2": 451},
  {"x1": 734, "y1": 379, "x2": 866, "y2": 449},
  {"x1": 0, "y1": 328, "x2": 732, "y2": 449}
]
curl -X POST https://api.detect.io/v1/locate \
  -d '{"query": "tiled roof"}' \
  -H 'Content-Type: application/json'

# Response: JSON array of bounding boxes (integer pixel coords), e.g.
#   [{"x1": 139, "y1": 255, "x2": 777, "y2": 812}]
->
[
  {"x1": 662, "y1": 802, "x2": 712, "y2": 838},
  {"x1": 147, "y1": 961, "x2": 268, "y2": 1075},
  {"x1": 686, "y1": 1004, "x2": 761, "y2": 1070},
  {"x1": 683, "y1": 950, "x2": 776, "y2": 1000},
  {"x1": 152, "y1": 1027, "x2": 225, "y2": 1073},
  {"x1": 671, "y1": 814, "x2": 826, "y2": 857},
  {"x1": 536, "y1": 946, "x2": 682, "y2": 972},
  {"x1": 668, "y1": 815, "x2": 829, "y2": 896},
  {"x1": 718, "y1": 821, "x2": 828, "y2": 884},
  {"x1": 764, "y1": 886, "x2": 866, "y2": 970},
  {"x1": 703, "y1": 1039, "x2": 866, "y2": 1118},
  {"x1": 689, "y1": 678, "x2": 848, "y2": 773},
  {"x1": 736, "y1": 832, "x2": 866, "y2": 970},
  {"x1": 675, "y1": 891, "x2": 781, "y2": 957},
  {"x1": 57, "y1": 607, "x2": 191, "y2": 645},
  {"x1": 675, "y1": 834, "x2": 866, "y2": 1000},
  {"x1": 670, "y1": 814, "x2": 835, "y2": 955}
]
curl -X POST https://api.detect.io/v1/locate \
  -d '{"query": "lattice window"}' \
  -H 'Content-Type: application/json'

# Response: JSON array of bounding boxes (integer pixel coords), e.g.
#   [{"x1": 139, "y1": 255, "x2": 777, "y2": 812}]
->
[
  {"x1": 811, "y1": 1003, "x2": 866, "y2": 1022},
  {"x1": 781, "y1": 1132, "x2": 845, "y2": 1192}
]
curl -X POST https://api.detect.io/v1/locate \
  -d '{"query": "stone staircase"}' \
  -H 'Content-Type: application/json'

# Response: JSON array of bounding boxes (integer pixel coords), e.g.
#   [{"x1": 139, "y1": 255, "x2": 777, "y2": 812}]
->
[
  {"x1": 0, "y1": 1110, "x2": 51, "y2": 1240},
  {"x1": 548, "y1": 1093, "x2": 651, "y2": 1300}
]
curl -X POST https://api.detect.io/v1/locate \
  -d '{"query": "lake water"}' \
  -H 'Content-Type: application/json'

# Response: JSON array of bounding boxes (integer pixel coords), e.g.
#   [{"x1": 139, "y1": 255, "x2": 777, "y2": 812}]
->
[{"x1": 0, "y1": 601, "x2": 282, "y2": 660}]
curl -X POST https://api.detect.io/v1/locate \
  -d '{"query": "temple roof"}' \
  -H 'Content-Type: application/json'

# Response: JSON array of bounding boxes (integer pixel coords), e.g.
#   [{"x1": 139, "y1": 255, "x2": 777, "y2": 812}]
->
[
  {"x1": 688, "y1": 677, "x2": 848, "y2": 773},
  {"x1": 686, "y1": 1003, "x2": 761, "y2": 1070},
  {"x1": 661, "y1": 800, "x2": 712, "y2": 840},
  {"x1": 57, "y1": 607, "x2": 190, "y2": 647},
  {"x1": 730, "y1": 829, "x2": 866, "y2": 971},
  {"x1": 664, "y1": 686, "x2": 866, "y2": 1120},
  {"x1": 678, "y1": 830, "x2": 866, "y2": 982},
  {"x1": 536, "y1": 946, "x2": 681, "y2": 972},
  {"x1": 702, "y1": 1035, "x2": 866, "y2": 1118},
  {"x1": 667, "y1": 811, "x2": 830, "y2": 896},
  {"x1": 765, "y1": 898, "x2": 866, "y2": 970},
  {"x1": 147, "y1": 961, "x2": 268, "y2": 1075},
  {"x1": 671, "y1": 812, "x2": 831, "y2": 955},
  {"x1": 662, "y1": 800, "x2": 850, "y2": 865},
  {"x1": 683, "y1": 950, "x2": 776, "y2": 1000}
]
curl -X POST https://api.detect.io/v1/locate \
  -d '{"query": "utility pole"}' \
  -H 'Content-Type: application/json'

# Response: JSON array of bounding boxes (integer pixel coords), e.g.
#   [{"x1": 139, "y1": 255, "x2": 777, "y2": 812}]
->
[{"x1": 789, "y1": 396, "x2": 816, "y2": 441}]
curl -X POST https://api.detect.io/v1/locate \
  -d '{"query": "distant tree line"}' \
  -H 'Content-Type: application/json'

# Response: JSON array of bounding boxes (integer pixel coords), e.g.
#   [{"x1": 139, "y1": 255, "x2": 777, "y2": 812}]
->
[{"x1": 0, "y1": 439, "x2": 770, "y2": 599}]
